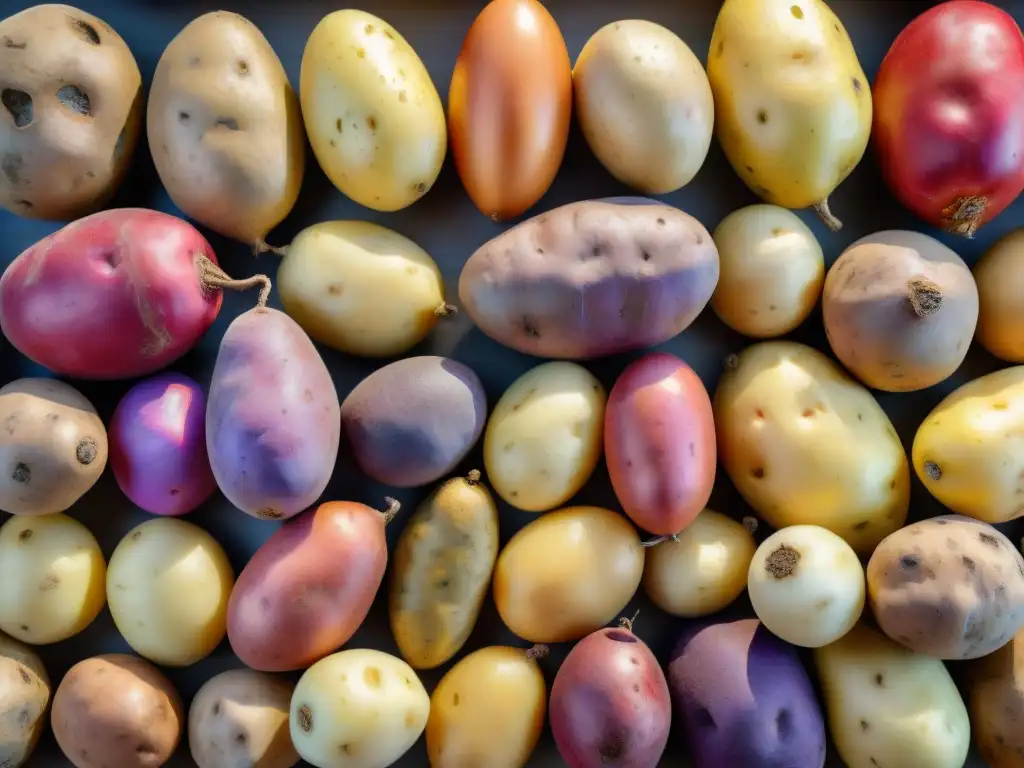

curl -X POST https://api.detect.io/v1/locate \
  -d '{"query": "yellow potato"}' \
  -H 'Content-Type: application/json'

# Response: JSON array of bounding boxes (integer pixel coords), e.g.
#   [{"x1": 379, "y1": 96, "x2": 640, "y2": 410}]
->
[
  {"x1": 707, "y1": 0, "x2": 871, "y2": 230},
  {"x1": 0, "y1": 631, "x2": 49, "y2": 768},
  {"x1": 106, "y1": 518, "x2": 234, "y2": 667},
  {"x1": 711, "y1": 204, "x2": 824, "y2": 337},
  {"x1": 0, "y1": 513, "x2": 105, "y2": 644},
  {"x1": 969, "y1": 627, "x2": 1024, "y2": 768},
  {"x1": 815, "y1": 623, "x2": 970, "y2": 768},
  {"x1": 426, "y1": 645, "x2": 546, "y2": 768},
  {"x1": 276, "y1": 220, "x2": 453, "y2": 358},
  {"x1": 493, "y1": 506, "x2": 643, "y2": 644},
  {"x1": 976, "y1": 229, "x2": 1024, "y2": 362},
  {"x1": 299, "y1": 9, "x2": 446, "y2": 211},
  {"x1": 714, "y1": 341, "x2": 910, "y2": 555},
  {"x1": 484, "y1": 362, "x2": 606, "y2": 513}
]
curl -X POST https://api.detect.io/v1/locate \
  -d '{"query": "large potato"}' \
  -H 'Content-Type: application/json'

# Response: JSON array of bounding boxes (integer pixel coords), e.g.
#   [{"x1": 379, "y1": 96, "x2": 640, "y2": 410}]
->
[
  {"x1": 459, "y1": 198, "x2": 719, "y2": 359},
  {"x1": 0, "y1": 378, "x2": 107, "y2": 516},
  {"x1": 300, "y1": 9, "x2": 445, "y2": 212},
  {"x1": 147, "y1": 11, "x2": 304, "y2": 246},
  {"x1": 0, "y1": 5, "x2": 142, "y2": 219},
  {"x1": 815, "y1": 623, "x2": 971, "y2": 768},
  {"x1": 714, "y1": 341, "x2": 910, "y2": 554},
  {"x1": 976, "y1": 228, "x2": 1024, "y2": 362},
  {"x1": 493, "y1": 506, "x2": 644, "y2": 644},
  {"x1": 484, "y1": 362, "x2": 605, "y2": 513},
  {"x1": 969, "y1": 627, "x2": 1024, "y2": 768},
  {"x1": 0, "y1": 632, "x2": 49, "y2": 768},
  {"x1": 866, "y1": 514, "x2": 1024, "y2": 659},
  {"x1": 0, "y1": 513, "x2": 105, "y2": 644}
]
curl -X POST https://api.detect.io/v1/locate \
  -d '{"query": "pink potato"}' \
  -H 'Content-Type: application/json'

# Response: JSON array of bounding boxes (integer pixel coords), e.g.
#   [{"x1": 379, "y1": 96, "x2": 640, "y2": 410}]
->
[
  {"x1": 109, "y1": 373, "x2": 215, "y2": 516},
  {"x1": 605, "y1": 352, "x2": 716, "y2": 536}
]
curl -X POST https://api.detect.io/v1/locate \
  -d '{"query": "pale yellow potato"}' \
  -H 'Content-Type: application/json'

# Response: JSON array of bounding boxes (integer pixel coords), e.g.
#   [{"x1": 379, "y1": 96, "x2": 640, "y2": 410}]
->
[
  {"x1": 711, "y1": 204, "x2": 824, "y2": 337},
  {"x1": 815, "y1": 623, "x2": 970, "y2": 768},
  {"x1": 290, "y1": 649, "x2": 429, "y2": 768},
  {"x1": 299, "y1": 9, "x2": 446, "y2": 211},
  {"x1": 106, "y1": 518, "x2": 234, "y2": 667},
  {"x1": 976, "y1": 229, "x2": 1024, "y2": 362},
  {"x1": 0, "y1": 631, "x2": 49, "y2": 768},
  {"x1": 969, "y1": 627, "x2": 1024, "y2": 768},
  {"x1": 426, "y1": 645, "x2": 546, "y2": 768},
  {"x1": 0, "y1": 513, "x2": 105, "y2": 644},
  {"x1": 492, "y1": 506, "x2": 643, "y2": 644},
  {"x1": 484, "y1": 362, "x2": 606, "y2": 512},
  {"x1": 714, "y1": 341, "x2": 910, "y2": 555}
]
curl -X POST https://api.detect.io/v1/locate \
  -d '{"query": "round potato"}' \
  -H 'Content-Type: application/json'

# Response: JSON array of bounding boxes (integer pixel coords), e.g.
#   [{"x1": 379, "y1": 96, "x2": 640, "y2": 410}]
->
[
  {"x1": 976, "y1": 228, "x2": 1024, "y2": 362},
  {"x1": 0, "y1": 378, "x2": 108, "y2": 517},
  {"x1": 147, "y1": 11, "x2": 304, "y2": 245},
  {"x1": 277, "y1": 220, "x2": 454, "y2": 358},
  {"x1": 969, "y1": 627, "x2": 1024, "y2": 768},
  {"x1": 711, "y1": 204, "x2": 824, "y2": 338},
  {"x1": 573, "y1": 20, "x2": 713, "y2": 194},
  {"x1": 484, "y1": 362, "x2": 606, "y2": 513},
  {"x1": 189, "y1": 669, "x2": 298, "y2": 768},
  {"x1": 0, "y1": 4, "x2": 142, "y2": 219},
  {"x1": 748, "y1": 525, "x2": 865, "y2": 648},
  {"x1": 0, "y1": 632, "x2": 49, "y2": 768},
  {"x1": 0, "y1": 513, "x2": 105, "y2": 644},
  {"x1": 107, "y1": 517, "x2": 234, "y2": 667},
  {"x1": 866, "y1": 514, "x2": 1024, "y2": 660}
]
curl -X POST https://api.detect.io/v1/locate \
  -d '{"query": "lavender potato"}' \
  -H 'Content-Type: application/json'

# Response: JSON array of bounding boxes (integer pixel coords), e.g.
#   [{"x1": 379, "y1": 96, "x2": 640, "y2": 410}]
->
[
  {"x1": 207, "y1": 307, "x2": 340, "y2": 520},
  {"x1": 458, "y1": 197, "x2": 719, "y2": 359}
]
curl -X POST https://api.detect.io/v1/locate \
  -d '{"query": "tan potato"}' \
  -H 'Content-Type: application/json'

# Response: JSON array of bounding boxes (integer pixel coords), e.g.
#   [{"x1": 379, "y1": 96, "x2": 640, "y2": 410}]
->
[
  {"x1": 0, "y1": 377, "x2": 108, "y2": 516},
  {"x1": 0, "y1": 4, "x2": 142, "y2": 219},
  {"x1": 0, "y1": 632, "x2": 49, "y2": 768},
  {"x1": 969, "y1": 626, "x2": 1024, "y2": 768},
  {"x1": 975, "y1": 228, "x2": 1024, "y2": 362}
]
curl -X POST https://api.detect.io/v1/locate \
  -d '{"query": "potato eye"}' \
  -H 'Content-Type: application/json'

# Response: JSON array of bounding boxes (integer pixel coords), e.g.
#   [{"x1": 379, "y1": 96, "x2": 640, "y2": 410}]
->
[
  {"x1": 56, "y1": 85, "x2": 91, "y2": 117},
  {"x1": 1, "y1": 89, "x2": 33, "y2": 127}
]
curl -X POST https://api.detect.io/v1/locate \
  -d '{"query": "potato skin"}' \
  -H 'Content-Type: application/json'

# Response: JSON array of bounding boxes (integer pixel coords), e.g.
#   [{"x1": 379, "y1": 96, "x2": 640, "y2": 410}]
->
[
  {"x1": 458, "y1": 198, "x2": 719, "y2": 359},
  {"x1": 866, "y1": 514, "x2": 1024, "y2": 659},
  {"x1": 976, "y1": 229, "x2": 1024, "y2": 362},
  {"x1": 0, "y1": 632, "x2": 49, "y2": 768},
  {"x1": 0, "y1": 5, "x2": 142, "y2": 220},
  {"x1": 969, "y1": 627, "x2": 1024, "y2": 768}
]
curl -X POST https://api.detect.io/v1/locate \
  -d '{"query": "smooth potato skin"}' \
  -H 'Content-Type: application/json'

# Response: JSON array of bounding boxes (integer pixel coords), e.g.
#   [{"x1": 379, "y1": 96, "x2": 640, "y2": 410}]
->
[
  {"x1": 0, "y1": 632, "x2": 49, "y2": 768},
  {"x1": 976, "y1": 229, "x2": 1024, "y2": 362},
  {"x1": 970, "y1": 627, "x2": 1024, "y2": 768}
]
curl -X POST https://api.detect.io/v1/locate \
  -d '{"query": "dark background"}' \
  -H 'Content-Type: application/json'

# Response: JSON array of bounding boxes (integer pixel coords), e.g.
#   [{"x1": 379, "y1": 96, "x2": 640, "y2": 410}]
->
[{"x1": 0, "y1": 0, "x2": 1016, "y2": 765}]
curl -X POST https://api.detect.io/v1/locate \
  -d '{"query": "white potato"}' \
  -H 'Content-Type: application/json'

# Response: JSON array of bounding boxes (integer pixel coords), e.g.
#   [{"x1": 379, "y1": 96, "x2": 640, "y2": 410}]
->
[
  {"x1": 290, "y1": 649, "x2": 429, "y2": 768},
  {"x1": 815, "y1": 623, "x2": 970, "y2": 768},
  {"x1": 106, "y1": 518, "x2": 234, "y2": 667},
  {"x1": 484, "y1": 362, "x2": 606, "y2": 512},
  {"x1": 0, "y1": 631, "x2": 49, "y2": 768},
  {"x1": 748, "y1": 525, "x2": 864, "y2": 648},
  {"x1": 0, "y1": 514, "x2": 105, "y2": 644}
]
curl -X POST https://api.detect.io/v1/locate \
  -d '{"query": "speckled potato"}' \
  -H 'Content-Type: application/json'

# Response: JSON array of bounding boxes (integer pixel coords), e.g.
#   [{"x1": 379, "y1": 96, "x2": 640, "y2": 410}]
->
[
  {"x1": 866, "y1": 515, "x2": 1024, "y2": 659},
  {"x1": 969, "y1": 627, "x2": 1024, "y2": 768},
  {"x1": 976, "y1": 229, "x2": 1024, "y2": 362},
  {"x1": 0, "y1": 632, "x2": 49, "y2": 768},
  {"x1": 714, "y1": 341, "x2": 910, "y2": 555}
]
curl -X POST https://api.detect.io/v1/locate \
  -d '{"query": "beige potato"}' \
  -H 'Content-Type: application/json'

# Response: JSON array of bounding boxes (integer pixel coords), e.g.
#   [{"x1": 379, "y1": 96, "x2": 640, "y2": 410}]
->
[
  {"x1": 969, "y1": 627, "x2": 1024, "y2": 768},
  {"x1": 976, "y1": 228, "x2": 1024, "y2": 362},
  {"x1": 0, "y1": 632, "x2": 49, "y2": 768}
]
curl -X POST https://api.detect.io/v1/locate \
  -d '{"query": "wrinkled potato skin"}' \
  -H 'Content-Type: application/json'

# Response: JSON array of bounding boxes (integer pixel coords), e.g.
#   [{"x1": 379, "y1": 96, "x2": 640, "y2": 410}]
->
[
  {"x1": 0, "y1": 632, "x2": 49, "y2": 768},
  {"x1": 867, "y1": 515, "x2": 1024, "y2": 660},
  {"x1": 0, "y1": 5, "x2": 142, "y2": 219},
  {"x1": 969, "y1": 627, "x2": 1024, "y2": 768},
  {"x1": 976, "y1": 229, "x2": 1024, "y2": 362},
  {"x1": 147, "y1": 11, "x2": 304, "y2": 244}
]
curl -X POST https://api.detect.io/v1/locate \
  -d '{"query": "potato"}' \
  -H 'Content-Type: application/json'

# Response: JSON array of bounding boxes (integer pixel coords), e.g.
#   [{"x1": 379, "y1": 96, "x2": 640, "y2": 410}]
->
[
  {"x1": 484, "y1": 362, "x2": 605, "y2": 512},
  {"x1": 0, "y1": 632, "x2": 49, "y2": 768},
  {"x1": 390, "y1": 471, "x2": 498, "y2": 670},
  {"x1": 572, "y1": 20, "x2": 713, "y2": 195},
  {"x1": 711, "y1": 204, "x2": 824, "y2": 338},
  {"x1": 714, "y1": 341, "x2": 910, "y2": 555},
  {"x1": 147, "y1": 11, "x2": 304, "y2": 246},
  {"x1": 493, "y1": 506, "x2": 644, "y2": 643},
  {"x1": 976, "y1": 228, "x2": 1024, "y2": 362},
  {"x1": 642, "y1": 509, "x2": 755, "y2": 617},
  {"x1": 866, "y1": 514, "x2": 1024, "y2": 660},
  {"x1": 968, "y1": 627, "x2": 1024, "y2": 768},
  {"x1": 276, "y1": 220, "x2": 453, "y2": 358},
  {"x1": 459, "y1": 198, "x2": 719, "y2": 359},
  {"x1": 0, "y1": 5, "x2": 142, "y2": 220},
  {"x1": 106, "y1": 517, "x2": 234, "y2": 667},
  {"x1": 426, "y1": 645, "x2": 546, "y2": 768},
  {"x1": 51, "y1": 654, "x2": 183, "y2": 768},
  {"x1": 300, "y1": 9, "x2": 446, "y2": 212},
  {"x1": 823, "y1": 230, "x2": 979, "y2": 392},
  {"x1": 0, "y1": 513, "x2": 105, "y2": 644},
  {"x1": 814, "y1": 623, "x2": 971, "y2": 768},
  {"x1": 189, "y1": 669, "x2": 298, "y2": 768},
  {"x1": 290, "y1": 649, "x2": 429, "y2": 768},
  {"x1": 0, "y1": 378, "x2": 107, "y2": 516}
]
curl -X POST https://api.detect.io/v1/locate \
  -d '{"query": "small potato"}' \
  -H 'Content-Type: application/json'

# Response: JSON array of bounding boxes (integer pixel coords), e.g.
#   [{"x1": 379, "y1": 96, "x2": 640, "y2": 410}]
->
[
  {"x1": 189, "y1": 669, "x2": 298, "y2": 768},
  {"x1": 493, "y1": 506, "x2": 644, "y2": 644},
  {"x1": 748, "y1": 525, "x2": 865, "y2": 648},
  {"x1": 711, "y1": 204, "x2": 825, "y2": 338},
  {"x1": 969, "y1": 627, "x2": 1024, "y2": 768},
  {"x1": 290, "y1": 649, "x2": 429, "y2": 768},
  {"x1": 0, "y1": 632, "x2": 49, "y2": 768},
  {"x1": 106, "y1": 517, "x2": 234, "y2": 667},
  {"x1": 0, "y1": 513, "x2": 105, "y2": 644},
  {"x1": 484, "y1": 362, "x2": 605, "y2": 512},
  {"x1": 642, "y1": 509, "x2": 756, "y2": 617},
  {"x1": 277, "y1": 221, "x2": 454, "y2": 358},
  {"x1": 976, "y1": 228, "x2": 1024, "y2": 362}
]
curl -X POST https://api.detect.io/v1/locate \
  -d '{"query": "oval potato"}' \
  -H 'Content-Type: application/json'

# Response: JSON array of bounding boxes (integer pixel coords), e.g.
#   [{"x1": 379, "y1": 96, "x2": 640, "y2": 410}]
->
[
  {"x1": 969, "y1": 627, "x2": 1024, "y2": 768},
  {"x1": 0, "y1": 632, "x2": 49, "y2": 768},
  {"x1": 976, "y1": 228, "x2": 1024, "y2": 362}
]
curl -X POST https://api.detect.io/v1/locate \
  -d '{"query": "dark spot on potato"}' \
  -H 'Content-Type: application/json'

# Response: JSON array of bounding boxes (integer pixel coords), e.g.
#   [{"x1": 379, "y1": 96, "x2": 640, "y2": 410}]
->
[
  {"x1": 980, "y1": 532, "x2": 1001, "y2": 548},
  {"x1": 17, "y1": 529, "x2": 32, "y2": 543},
  {"x1": 716, "y1": 40, "x2": 724, "y2": 57},
  {"x1": 1, "y1": 152, "x2": 22, "y2": 184},
  {"x1": 641, "y1": 251, "x2": 651, "y2": 261},
  {"x1": 257, "y1": 507, "x2": 284, "y2": 519},
  {"x1": 522, "y1": 316, "x2": 540, "y2": 338},
  {"x1": 68, "y1": 17, "x2": 101, "y2": 44},
  {"x1": 853, "y1": 520, "x2": 869, "y2": 531},
  {"x1": 15, "y1": 199, "x2": 32, "y2": 209},
  {"x1": 11, "y1": 463, "x2": 30, "y2": 484},
  {"x1": 76, "y1": 437, "x2": 97, "y2": 464},
  {"x1": 259, "y1": 596, "x2": 271, "y2": 611},
  {"x1": 367, "y1": 115, "x2": 377, "y2": 131},
  {"x1": 791, "y1": 4, "x2": 804, "y2": 18},
  {"x1": 962, "y1": 555, "x2": 976, "y2": 573},
  {"x1": 656, "y1": 217, "x2": 666, "y2": 227},
  {"x1": 696, "y1": 233, "x2": 704, "y2": 244},
  {"x1": 694, "y1": 707, "x2": 715, "y2": 728},
  {"x1": 179, "y1": 111, "x2": 190, "y2": 122},
  {"x1": 765, "y1": 544, "x2": 800, "y2": 578},
  {"x1": 2, "y1": 89, "x2": 33, "y2": 128},
  {"x1": 414, "y1": 181, "x2": 426, "y2": 194},
  {"x1": 39, "y1": 574, "x2": 60, "y2": 591},
  {"x1": 598, "y1": 737, "x2": 624, "y2": 761},
  {"x1": 130, "y1": 531, "x2": 142, "y2": 541},
  {"x1": 329, "y1": 139, "x2": 336, "y2": 148},
  {"x1": 298, "y1": 705, "x2": 313, "y2": 732},
  {"x1": 870, "y1": 758, "x2": 879, "y2": 767},
  {"x1": 304, "y1": 389, "x2": 314, "y2": 402},
  {"x1": 751, "y1": 467, "x2": 765, "y2": 479},
  {"x1": 19, "y1": 625, "x2": 27, "y2": 633},
  {"x1": 900, "y1": 554, "x2": 920, "y2": 571},
  {"x1": 853, "y1": 77, "x2": 862, "y2": 92},
  {"x1": 215, "y1": 117, "x2": 239, "y2": 131},
  {"x1": 336, "y1": 118, "x2": 343, "y2": 133},
  {"x1": 757, "y1": 109, "x2": 769, "y2": 124},
  {"x1": 452, "y1": 693, "x2": 459, "y2": 707},
  {"x1": 234, "y1": 731, "x2": 247, "y2": 744},
  {"x1": 776, "y1": 708, "x2": 792, "y2": 739},
  {"x1": 874, "y1": 673, "x2": 884, "y2": 687},
  {"x1": 212, "y1": 701, "x2": 221, "y2": 716},
  {"x1": 923, "y1": 461, "x2": 942, "y2": 481},
  {"x1": 510, "y1": 490, "x2": 519, "y2": 498},
  {"x1": 860, "y1": 719, "x2": 870, "y2": 731},
  {"x1": 237, "y1": 60, "x2": 249, "y2": 76},
  {"x1": 2, "y1": 37, "x2": 26, "y2": 49},
  {"x1": 56, "y1": 85, "x2": 91, "y2": 116},
  {"x1": 327, "y1": 284, "x2": 343, "y2": 296},
  {"x1": 364, "y1": 667, "x2": 382, "y2": 688},
  {"x1": 17, "y1": 666, "x2": 30, "y2": 685}
]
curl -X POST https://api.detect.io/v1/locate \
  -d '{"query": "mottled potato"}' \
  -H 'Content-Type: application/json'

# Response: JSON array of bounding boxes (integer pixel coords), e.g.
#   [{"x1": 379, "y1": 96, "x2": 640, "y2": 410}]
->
[
  {"x1": 969, "y1": 626, "x2": 1024, "y2": 768},
  {"x1": 867, "y1": 515, "x2": 1024, "y2": 659},
  {"x1": 976, "y1": 228, "x2": 1024, "y2": 362},
  {"x1": 0, "y1": 632, "x2": 49, "y2": 768}
]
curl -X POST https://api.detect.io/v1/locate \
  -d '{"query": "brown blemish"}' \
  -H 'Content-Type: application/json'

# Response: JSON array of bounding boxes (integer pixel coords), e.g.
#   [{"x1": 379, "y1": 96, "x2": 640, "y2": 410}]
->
[
  {"x1": 297, "y1": 705, "x2": 313, "y2": 732},
  {"x1": 765, "y1": 544, "x2": 800, "y2": 578},
  {"x1": 68, "y1": 17, "x2": 101, "y2": 44},
  {"x1": 11, "y1": 463, "x2": 29, "y2": 484},
  {"x1": 76, "y1": 437, "x2": 97, "y2": 464},
  {"x1": 923, "y1": 461, "x2": 941, "y2": 481},
  {"x1": 17, "y1": 529, "x2": 32, "y2": 543}
]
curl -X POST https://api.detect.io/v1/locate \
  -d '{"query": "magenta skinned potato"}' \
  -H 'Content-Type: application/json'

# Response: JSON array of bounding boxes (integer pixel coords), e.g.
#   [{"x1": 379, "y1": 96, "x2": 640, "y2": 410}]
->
[{"x1": 206, "y1": 307, "x2": 340, "y2": 520}]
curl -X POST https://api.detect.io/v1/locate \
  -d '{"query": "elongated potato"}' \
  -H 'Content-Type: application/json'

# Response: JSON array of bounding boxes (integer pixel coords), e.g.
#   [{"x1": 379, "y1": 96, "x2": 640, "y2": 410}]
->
[
  {"x1": 969, "y1": 627, "x2": 1024, "y2": 768},
  {"x1": 0, "y1": 632, "x2": 49, "y2": 768}
]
